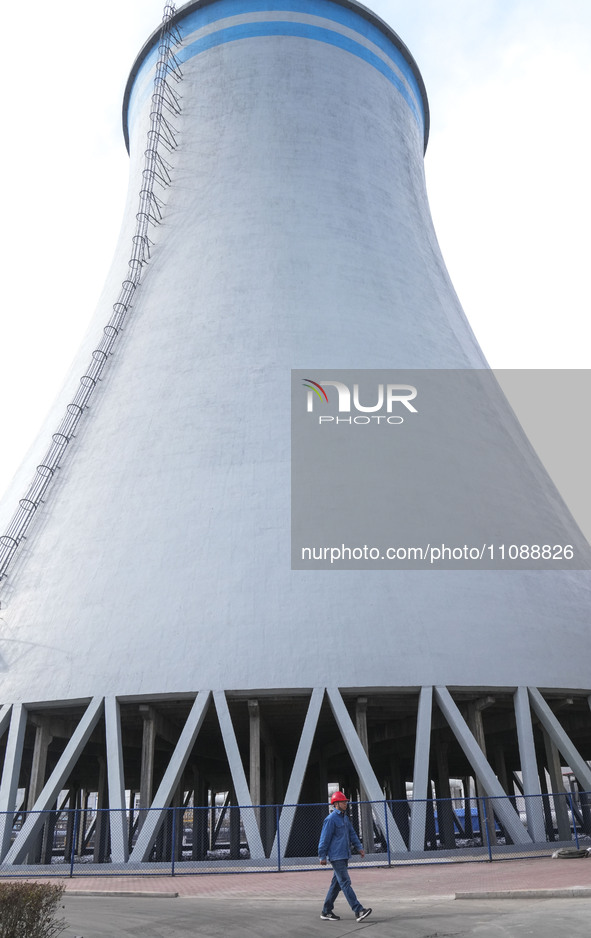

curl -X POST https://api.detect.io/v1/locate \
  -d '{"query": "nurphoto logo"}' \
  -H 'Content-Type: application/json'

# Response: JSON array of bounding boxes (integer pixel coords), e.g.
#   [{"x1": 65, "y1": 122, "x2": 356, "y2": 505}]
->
[{"x1": 302, "y1": 378, "x2": 418, "y2": 424}]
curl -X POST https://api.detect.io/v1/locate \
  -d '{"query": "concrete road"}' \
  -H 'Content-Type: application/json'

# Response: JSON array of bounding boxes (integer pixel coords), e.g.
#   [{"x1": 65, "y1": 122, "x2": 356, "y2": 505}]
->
[{"x1": 61, "y1": 894, "x2": 591, "y2": 937}]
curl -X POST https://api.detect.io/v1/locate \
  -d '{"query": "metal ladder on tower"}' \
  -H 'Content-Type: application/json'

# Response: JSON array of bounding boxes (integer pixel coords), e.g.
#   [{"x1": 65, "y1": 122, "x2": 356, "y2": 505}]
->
[{"x1": 0, "y1": 2, "x2": 183, "y2": 583}]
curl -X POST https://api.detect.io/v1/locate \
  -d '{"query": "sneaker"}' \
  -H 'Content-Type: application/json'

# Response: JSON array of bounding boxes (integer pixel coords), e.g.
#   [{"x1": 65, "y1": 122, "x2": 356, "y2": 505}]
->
[
  {"x1": 320, "y1": 911, "x2": 340, "y2": 921},
  {"x1": 356, "y1": 908, "x2": 372, "y2": 922}
]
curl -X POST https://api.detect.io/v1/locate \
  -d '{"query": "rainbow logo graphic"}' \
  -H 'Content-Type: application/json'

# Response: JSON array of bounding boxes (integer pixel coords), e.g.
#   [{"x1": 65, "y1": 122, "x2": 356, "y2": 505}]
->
[{"x1": 302, "y1": 378, "x2": 329, "y2": 404}]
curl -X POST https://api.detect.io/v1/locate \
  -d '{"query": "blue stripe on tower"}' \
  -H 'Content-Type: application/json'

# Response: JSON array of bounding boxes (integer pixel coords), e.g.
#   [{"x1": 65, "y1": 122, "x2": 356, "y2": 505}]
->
[
  {"x1": 127, "y1": 0, "x2": 425, "y2": 136},
  {"x1": 179, "y1": 0, "x2": 425, "y2": 120},
  {"x1": 179, "y1": 22, "x2": 422, "y2": 128}
]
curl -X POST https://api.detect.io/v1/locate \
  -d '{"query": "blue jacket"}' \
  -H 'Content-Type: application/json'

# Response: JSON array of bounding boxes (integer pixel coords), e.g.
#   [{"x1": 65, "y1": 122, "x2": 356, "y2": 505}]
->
[{"x1": 318, "y1": 808, "x2": 363, "y2": 861}]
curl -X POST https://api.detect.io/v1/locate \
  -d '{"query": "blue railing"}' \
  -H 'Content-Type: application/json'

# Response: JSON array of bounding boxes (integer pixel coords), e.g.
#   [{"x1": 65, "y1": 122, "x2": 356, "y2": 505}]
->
[{"x1": 0, "y1": 790, "x2": 588, "y2": 876}]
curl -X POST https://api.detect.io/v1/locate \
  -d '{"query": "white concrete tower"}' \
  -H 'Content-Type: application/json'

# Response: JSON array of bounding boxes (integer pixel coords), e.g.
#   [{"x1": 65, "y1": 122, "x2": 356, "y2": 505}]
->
[{"x1": 0, "y1": 0, "x2": 589, "y2": 869}]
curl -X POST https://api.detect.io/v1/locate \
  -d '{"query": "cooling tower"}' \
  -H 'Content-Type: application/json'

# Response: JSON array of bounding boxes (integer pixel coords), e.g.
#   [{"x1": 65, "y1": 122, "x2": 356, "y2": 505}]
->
[{"x1": 0, "y1": 0, "x2": 589, "y2": 868}]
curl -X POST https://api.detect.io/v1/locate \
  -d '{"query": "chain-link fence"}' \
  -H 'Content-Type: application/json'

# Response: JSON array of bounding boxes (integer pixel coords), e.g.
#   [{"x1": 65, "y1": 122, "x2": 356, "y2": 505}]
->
[{"x1": 0, "y1": 790, "x2": 589, "y2": 876}]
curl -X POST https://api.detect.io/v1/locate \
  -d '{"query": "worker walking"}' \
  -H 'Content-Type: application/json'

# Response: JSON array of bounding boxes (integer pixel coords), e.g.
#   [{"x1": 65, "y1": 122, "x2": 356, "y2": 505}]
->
[{"x1": 318, "y1": 791, "x2": 372, "y2": 922}]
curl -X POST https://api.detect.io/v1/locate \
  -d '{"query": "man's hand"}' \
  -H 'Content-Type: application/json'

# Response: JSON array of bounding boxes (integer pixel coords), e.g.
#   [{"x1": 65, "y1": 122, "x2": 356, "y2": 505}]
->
[
  {"x1": 320, "y1": 858, "x2": 327, "y2": 865},
  {"x1": 359, "y1": 850, "x2": 365, "y2": 858}
]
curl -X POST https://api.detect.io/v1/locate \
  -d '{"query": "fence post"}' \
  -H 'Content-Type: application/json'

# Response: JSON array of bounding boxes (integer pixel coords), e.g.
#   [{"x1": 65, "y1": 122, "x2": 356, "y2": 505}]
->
[
  {"x1": 171, "y1": 808, "x2": 176, "y2": 876},
  {"x1": 383, "y1": 800, "x2": 391, "y2": 866},
  {"x1": 567, "y1": 792, "x2": 579, "y2": 847},
  {"x1": 69, "y1": 808, "x2": 80, "y2": 878},
  {"x1": 481, "y1": 797, "x2": 493, "y2": 862},
  {"x1": 276, "y1": 805, "x2": 281, "y2": 872}
]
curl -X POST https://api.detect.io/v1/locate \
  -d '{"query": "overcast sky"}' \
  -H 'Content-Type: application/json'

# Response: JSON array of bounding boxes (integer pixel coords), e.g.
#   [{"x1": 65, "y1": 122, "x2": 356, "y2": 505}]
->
[{"x1": 1, "y1": 1, "x2": 589, "y2": 519}]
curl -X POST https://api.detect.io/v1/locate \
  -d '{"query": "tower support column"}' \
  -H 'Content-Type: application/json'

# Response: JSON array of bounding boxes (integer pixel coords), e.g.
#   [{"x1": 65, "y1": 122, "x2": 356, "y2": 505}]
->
[
  {"x1": 435, "y1": 741, "x2": 455, "y2": 848},
  {"x1": 248, "y1": 699, "x2": 261, "y2": 829},
  {"x1": 542, "y1": 730, "x2": 571, "y2": 841},
  {"x1": 139, "y1": 705, "x2": 157, "y2": 832},
  {"x1": 466, "y1": 700, "x2": 497, "y2": 846},
  {"x1": 0, "y1": 705, "x2": 28, "y2": 861},
  {"x1": 513, "y1": 686, "x2": 545, "y2": 842},
  {"x1": 410, "y1": 687, "x2": 432, "y2": 851},
  {"x1": 26, "y1": 717, "x2": 53, "y2": 863},
  {"x1": 355, "y1": 697, "x2": 375, "y2": 853},
  {"x1": 94, "y1": 756, "x2": 108, "y2": 863}
]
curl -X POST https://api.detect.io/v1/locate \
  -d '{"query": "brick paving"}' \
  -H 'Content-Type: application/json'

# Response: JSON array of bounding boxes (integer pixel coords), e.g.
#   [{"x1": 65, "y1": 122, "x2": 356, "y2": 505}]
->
[{"x1": 9, "y1": 855, "x2": 591, "y2": 900}]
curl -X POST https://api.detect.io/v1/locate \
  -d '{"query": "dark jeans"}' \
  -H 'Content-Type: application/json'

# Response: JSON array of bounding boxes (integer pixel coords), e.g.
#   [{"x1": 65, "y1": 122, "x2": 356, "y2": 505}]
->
[{"x1": 322, "y1": 858, "x2": 362, "y2": 915}]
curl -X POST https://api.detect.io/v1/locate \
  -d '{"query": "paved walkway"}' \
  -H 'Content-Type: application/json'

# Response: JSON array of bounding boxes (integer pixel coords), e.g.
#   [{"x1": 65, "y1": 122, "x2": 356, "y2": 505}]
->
[
  {"x1": 11, "y1": 853, "x2": 591, "y2": 899},
  {"x1": 8, "y1": 857, "x2": 591, "y2": 937}
]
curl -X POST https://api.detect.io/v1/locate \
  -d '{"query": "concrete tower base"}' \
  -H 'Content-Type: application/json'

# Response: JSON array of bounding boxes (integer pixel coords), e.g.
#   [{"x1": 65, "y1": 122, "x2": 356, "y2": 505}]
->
[{"x1": 0, "y1": 685, "x2": 590, "y2": 869}]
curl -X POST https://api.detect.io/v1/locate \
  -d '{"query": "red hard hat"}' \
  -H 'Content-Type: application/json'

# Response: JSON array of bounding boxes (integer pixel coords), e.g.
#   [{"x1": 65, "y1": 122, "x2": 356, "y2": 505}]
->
[{"x1": 330, "y1": 791, "x2": 348, "y2": 804}]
